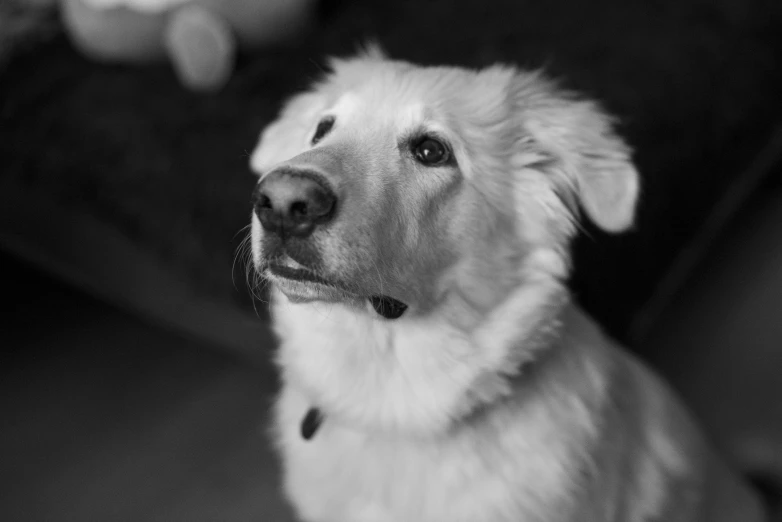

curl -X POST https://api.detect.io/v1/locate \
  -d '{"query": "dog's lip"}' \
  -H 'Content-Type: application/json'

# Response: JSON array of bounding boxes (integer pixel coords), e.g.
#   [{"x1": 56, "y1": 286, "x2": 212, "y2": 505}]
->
[
  {"x1": 266, "y1": 259, "x2": 354, "y2": 302},
  {"x1": 267, "y1": 262, "x2": 330, "y2": 286},
  {"x1": 266, "y1": 261, "x2": 409, "y2": 317},
  {"x1": 266, "y1": 263, "x2": 350, "y2": 303}
]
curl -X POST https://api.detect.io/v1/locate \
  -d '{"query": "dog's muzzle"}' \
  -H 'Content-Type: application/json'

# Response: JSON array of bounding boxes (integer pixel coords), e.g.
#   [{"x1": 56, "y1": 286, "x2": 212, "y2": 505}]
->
[{"x1": 252, "y1": 164, "x2": 409, "y2": 320}]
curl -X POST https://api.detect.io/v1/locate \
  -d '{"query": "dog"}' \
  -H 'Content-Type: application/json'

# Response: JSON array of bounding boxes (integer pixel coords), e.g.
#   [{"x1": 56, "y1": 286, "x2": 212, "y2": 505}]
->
[{"x1": 247, "y1": 47, "x2": 764, "y2": 522}]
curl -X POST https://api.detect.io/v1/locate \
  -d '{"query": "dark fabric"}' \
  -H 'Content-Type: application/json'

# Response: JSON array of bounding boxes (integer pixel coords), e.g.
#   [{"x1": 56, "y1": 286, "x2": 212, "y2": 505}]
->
[{"x1": 1, "y1": 0, "x2": 781, "y2": 342}]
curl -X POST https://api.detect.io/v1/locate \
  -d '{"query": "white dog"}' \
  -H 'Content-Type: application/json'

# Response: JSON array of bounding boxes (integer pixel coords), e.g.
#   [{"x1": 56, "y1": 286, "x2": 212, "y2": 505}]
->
[{"x1": 248, "y1": 47, "x2": 764, "y2": 522}]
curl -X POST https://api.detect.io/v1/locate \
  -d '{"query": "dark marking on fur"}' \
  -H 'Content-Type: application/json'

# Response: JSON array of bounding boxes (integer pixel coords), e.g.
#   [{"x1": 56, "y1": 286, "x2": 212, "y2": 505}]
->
[
  {"x1": 370, "y1": 296, "x2": 408, "y2": 319},
  {"x1": 301, "y1": 407, "x2": 324, "y2": 440}
]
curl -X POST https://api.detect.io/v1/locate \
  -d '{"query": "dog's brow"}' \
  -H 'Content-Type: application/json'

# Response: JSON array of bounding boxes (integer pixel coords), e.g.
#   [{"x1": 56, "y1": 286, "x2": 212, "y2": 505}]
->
[{"x1": 331, "y1": 92, "x2": 359, "y2": 116}]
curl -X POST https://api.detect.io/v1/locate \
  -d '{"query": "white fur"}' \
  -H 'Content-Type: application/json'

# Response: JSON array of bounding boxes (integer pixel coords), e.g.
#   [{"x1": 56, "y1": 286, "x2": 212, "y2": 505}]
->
[{"x1": 248, "y1": 50, "x2": 763, "y2": 522}]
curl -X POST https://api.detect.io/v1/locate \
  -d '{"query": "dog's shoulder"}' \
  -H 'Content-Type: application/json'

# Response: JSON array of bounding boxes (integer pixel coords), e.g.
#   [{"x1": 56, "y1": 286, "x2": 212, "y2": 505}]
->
[{"x1": 563, "y1": 308, "x2": 763, "y2": 522}]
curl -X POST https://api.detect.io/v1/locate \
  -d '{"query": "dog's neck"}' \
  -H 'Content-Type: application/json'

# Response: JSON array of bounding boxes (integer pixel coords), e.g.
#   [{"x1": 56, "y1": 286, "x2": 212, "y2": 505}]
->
[{"x1": 271, "y1": 268, "x2": 571, "y2": 438}]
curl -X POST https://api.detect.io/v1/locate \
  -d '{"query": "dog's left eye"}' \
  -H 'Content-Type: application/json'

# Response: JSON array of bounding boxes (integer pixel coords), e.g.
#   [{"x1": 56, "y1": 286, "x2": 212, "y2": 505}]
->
[
  {"x1": 412, "y1": 137, "x2": 451, "y2": 166},
  {"x1": 311, "y1": 116, "x2": 335, "y2": 145}
]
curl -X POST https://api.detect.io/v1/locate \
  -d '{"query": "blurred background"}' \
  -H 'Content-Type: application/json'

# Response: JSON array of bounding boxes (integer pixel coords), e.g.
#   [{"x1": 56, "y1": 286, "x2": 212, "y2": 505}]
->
[{"x1": 1, "y1": 0, "x2": 781, "y2": 520}]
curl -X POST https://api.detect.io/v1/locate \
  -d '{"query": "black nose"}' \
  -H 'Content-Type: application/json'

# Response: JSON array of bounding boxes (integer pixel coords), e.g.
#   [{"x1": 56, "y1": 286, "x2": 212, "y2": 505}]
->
[{"x1": 253, "y1": 168, "x2": 337, "y2": 238}]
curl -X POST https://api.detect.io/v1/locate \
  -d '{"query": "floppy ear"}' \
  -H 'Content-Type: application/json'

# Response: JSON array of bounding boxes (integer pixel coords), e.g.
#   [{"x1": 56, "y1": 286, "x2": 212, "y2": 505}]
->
[
  {"x1": 250, "y1": 89, "x2": 327, "y2": 175},
  {"x1": 517, "y1": 76, "x2": 640, "y2": 233}
]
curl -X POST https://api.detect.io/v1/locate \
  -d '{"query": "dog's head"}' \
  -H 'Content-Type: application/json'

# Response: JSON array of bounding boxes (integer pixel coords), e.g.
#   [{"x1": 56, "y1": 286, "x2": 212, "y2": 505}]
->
[{"x1": 249, "y1": 48, "x2": 638, "y2": 323}]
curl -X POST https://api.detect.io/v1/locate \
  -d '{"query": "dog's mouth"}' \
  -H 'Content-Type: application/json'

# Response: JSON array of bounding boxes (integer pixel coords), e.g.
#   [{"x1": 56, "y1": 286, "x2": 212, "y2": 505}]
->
[
  {"x1": 266, "y1": 258, "x2": 408, "y2": 318},
  {"x1": 266, "y1": 260, "x2": 344, "y2": 303},
  {"x1": 268, "y1": 262, "x2": 331, "y2": 287}
]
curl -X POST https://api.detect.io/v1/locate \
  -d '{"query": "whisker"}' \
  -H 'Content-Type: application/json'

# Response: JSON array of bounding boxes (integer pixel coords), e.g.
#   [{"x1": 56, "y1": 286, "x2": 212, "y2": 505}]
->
[
  {"x1": 232, "y1": 233, "x2": 252, "y2": 291},
  {"x1": 232, "y1": 223, "x2": 252, "y2": 240},
  {"x1": 368, "y1": 257, "x2": 387, "y2": 298}
]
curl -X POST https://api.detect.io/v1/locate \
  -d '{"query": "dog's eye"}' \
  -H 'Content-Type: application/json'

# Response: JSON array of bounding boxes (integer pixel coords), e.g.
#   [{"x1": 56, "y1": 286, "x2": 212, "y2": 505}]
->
[
  {"x1": 412, "y1": 137, "x2": 450, "y2": 166},
  {"x1": 311, "y1": 116, "x2": 335, "y2": 145}
]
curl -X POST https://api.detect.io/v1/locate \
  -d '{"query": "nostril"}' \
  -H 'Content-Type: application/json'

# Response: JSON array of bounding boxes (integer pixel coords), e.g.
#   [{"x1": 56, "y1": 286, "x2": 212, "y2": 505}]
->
[
  {"x1": 290, "y1": 201, "x2": 310, "y2": 221},
  {"x1": 252, "y1": 182, "x2": 274, "y2": 216},
  {"x1": 258, "y1": 194, "x2": 273, "y2": 210},
  {"x1": 254, "y1": 191, "x2": 275, "y2": 225},
  {"x1": 307, "y1": 187, "x2": 337, "y2": 222}
]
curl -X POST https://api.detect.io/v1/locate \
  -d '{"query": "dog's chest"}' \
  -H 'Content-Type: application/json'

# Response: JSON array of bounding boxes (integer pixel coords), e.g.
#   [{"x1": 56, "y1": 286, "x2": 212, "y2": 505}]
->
[
  {"x1": 270, "y1": 300, "x2": 591, "y2": 522},
  {"x1": 274, "y1": 381, "x2": 577, "y2": 522},
  {"x1": 271, "y1": 300, "x2": 484, "y2": 433}
]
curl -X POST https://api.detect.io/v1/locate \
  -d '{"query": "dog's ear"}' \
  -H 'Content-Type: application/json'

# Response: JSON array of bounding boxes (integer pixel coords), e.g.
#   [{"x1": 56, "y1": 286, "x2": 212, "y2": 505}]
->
[
  {"x1": 250, "y1": 89, "x2": 327, "y2": 175},
  {"x1": 516, "y1": 75, "x2": 640, "y2": 233}
]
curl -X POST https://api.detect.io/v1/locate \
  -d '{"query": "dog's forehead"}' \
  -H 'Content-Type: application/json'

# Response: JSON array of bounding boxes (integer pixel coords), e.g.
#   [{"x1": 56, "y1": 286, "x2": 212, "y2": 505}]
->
[
  {"x1": 329, "y1": 89, "x2": 425, "y2": 131},
  {"x1": 327, "y1": 63, "x2": 506, "y2": 121}
]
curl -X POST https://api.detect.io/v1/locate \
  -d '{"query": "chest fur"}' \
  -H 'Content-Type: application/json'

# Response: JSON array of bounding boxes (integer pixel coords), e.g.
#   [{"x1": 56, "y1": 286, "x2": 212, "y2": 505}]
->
[
  {"x1": 273, "y1": 384, "x2": 589, "y2": 522},
  {"x1": 269, "y1": 299, "x2": 612, "y2": 521},
  {"x1": 271, "y1": 299, "x2": 498, "y2": 433}
]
